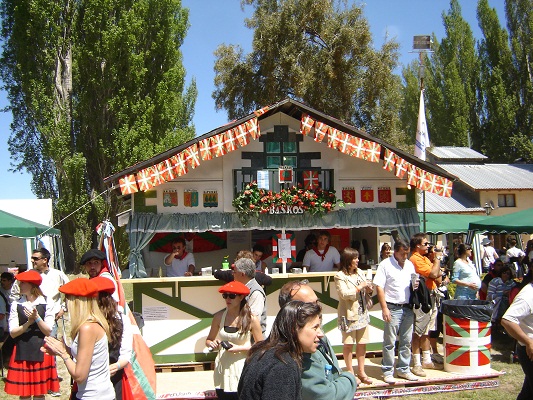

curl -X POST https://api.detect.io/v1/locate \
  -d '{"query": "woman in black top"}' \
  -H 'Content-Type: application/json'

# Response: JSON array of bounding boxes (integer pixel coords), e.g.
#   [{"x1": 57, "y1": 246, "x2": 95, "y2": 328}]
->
[{"x1": 238, "y1": 301, "x2": 322, "y2": 400}]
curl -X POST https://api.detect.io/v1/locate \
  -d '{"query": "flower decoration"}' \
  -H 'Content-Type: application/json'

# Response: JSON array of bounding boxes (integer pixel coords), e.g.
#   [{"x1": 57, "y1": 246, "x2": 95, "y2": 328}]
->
[{"x1": 232, "y1": 181, "x2": 343, "y2": 225}]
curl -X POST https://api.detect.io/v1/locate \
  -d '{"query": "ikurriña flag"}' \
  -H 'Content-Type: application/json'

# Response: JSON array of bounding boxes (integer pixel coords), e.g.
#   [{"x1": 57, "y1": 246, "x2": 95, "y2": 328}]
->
[{"x1": 99, "y1": 221, "x2": 157, "y2": 400}]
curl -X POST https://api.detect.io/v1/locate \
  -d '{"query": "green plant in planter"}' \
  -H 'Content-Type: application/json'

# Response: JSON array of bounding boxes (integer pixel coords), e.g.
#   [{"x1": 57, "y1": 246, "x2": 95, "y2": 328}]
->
[{"x1": 233, "y1": 181, "x2": 343, "y2": 225}]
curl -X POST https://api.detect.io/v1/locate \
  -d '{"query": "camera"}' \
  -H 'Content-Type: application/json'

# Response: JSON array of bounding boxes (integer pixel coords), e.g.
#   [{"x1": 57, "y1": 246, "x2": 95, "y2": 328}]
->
[{"x1": 220, "y1": 341, "x2": 233, "y2": 350}]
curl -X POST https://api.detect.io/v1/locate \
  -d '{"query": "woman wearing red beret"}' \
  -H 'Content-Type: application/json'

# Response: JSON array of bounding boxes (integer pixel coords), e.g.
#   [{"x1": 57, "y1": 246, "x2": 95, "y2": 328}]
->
[
  {"x1": 42, "y1": 278, "x2": 114, "y2": 400},
  {"x1": 92, "y1": 276, "x2": 134, "y2": 400},
  {"x1": 4, "y1": 269, "x2": 60, "y2": 399},
  {"x1": 205, "y1": 281, "x2": 262, "y2": 400}
]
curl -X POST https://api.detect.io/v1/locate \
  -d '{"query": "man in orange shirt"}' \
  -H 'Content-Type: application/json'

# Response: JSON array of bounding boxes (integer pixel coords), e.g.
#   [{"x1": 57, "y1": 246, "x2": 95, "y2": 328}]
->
[{"x1": 409, "y1": 233, "x2": 443, "y2": 376}]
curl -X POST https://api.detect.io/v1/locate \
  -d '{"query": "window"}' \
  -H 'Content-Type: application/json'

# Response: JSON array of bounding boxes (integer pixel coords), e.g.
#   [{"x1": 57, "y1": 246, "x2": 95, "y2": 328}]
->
[
  {"x1": 497, "y1": 194, "x2": 515, "y2": 207},
  {"x1": 266, "y1": 141, "x2": 298, "y2": 168}
]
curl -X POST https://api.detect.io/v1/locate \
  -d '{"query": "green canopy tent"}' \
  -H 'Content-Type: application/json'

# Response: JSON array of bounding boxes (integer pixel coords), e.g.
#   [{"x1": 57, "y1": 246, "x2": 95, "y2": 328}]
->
[
  {"x1": 468, "y1": 208, "x2": 533, "y2": 234},
  {"x1": 419, "y1": 213, "x2": 489, "y2": 234},
  {"x1": 0, "y1": 209, "x2": 64, "y2": 272},
  {"x1": 0, "y1": 209, "x2": 60, "y2": 238}
]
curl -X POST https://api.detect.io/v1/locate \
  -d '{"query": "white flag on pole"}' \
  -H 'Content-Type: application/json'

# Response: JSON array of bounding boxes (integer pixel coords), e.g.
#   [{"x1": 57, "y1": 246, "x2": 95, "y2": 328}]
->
[{"x1": 414, "y1": 90, "x2": 430, "y2": 161}]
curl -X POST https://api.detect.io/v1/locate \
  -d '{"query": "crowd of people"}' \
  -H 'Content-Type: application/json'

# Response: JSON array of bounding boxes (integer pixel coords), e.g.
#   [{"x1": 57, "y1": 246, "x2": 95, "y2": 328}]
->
[
  {"x1": 2, "y1": 248, "x2": 133, "y2": 400},
  {"x1": 3, "y1": 233, "x2": 532, "y2": 399}
]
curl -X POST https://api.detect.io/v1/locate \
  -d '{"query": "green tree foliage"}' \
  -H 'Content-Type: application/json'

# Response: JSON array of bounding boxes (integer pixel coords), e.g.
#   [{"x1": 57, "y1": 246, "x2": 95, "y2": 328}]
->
[
  {"x1": 213, "y1": 0, "x2": 408, "y2": 147},
  {"x1": 477, "y1": 0, "x2": 518, "y2": 162},
  {"x1": 425, "y1": 0, "x2": 480, "y2": 148},
  {"x1": 0, "y1": 0, "x2": 197, "y2": 270},
  {"x1": 505, "y1": 0, "x2": 533, "y2": 161}
]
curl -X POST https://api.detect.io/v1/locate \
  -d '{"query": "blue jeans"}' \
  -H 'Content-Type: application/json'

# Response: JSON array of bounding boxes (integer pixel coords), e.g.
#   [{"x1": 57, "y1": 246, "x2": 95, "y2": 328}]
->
[{"x1": 382, "y1": 304, "x2": 414, "y2": 376}]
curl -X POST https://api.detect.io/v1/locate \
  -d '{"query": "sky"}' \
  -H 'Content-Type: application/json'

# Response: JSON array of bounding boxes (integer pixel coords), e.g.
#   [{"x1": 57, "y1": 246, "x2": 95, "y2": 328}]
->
[{"x1": 0, "y1": 0, "x2": 506, "y2": 200}]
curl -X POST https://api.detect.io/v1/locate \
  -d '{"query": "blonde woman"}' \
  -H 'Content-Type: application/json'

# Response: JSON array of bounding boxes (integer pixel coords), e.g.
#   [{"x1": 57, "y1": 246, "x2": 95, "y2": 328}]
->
[
  {"x1": 42, "y1": 278, "x2": 114, "y2": 400},
  {"x1": 334, "y1": 247, "x2": 373, "y2": 385}
]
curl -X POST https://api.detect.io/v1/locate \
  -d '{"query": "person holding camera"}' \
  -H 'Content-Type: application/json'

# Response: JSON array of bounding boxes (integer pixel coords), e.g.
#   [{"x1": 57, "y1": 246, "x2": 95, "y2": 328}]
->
[
  {"x1": 409, "y1": 233, "x2": 444, "y2": 377},
  {"x1": 334, "y1": 247, "x2": 373, "y2": 385},
  {"x1": 205, "y1": 281, "x2": 262, "y2": 400}
]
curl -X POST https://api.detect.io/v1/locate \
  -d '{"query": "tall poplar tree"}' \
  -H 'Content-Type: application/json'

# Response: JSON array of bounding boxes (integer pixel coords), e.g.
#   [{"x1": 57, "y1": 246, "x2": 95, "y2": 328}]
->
[
  {"x1": 0, "y1": 0, "x2": 197, "y2": 269},
  {"x1": 213, "y1": 0, "x2": 407, "y2": 147},
  {"x1": 505, "y1": 0, "x2": 533, "y2": 161},
  {"x1": 425, "y1": 0, "x2": 480, "y2": 148},
  {"x1": 477, "y1": 0, "x2": 518, "y2": 162}
]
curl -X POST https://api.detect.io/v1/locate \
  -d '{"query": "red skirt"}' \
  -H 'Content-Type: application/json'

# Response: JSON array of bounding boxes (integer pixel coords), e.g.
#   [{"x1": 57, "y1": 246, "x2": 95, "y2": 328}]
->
[{"x1": 4, "y1": 344, "x2": 60, "y2": 396}]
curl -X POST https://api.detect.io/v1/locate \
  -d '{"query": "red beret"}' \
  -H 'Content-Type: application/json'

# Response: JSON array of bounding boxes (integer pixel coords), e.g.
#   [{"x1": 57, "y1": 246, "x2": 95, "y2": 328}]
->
[
  {"x1": 218, "y1": 281, "x2": 250, "y2": 296},
  {"x1": 16, "y1": 270, "x2": 42, "y2": 286},
  {"x1": 91, "y1": 276, "x2": 116, "y2": 294},
  {"x1": 59, "y1": 278, "x2": 98, "y2": 298}
]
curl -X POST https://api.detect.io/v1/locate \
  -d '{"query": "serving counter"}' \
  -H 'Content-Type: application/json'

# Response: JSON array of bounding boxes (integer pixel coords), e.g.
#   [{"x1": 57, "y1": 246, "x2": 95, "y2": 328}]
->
[{"x1": 130, "y1": 272, "x2": 385, "y2": 365}]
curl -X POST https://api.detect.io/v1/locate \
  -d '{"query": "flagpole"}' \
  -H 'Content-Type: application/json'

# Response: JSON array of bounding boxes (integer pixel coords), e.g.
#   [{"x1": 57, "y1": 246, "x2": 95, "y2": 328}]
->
[{"x1": 412, "y1": 36, "x2": 432, "y2": 234}]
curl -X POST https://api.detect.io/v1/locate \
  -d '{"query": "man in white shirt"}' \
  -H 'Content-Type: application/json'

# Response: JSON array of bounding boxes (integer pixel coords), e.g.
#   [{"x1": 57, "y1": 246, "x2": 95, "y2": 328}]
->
[
  {"x1": 501, "y1": 282, "x2": 533, "y2": 399},
  {"x1": 164, "y1": 237, "x2": 195, "y2": 277},
  {"x1": 481, "y1": 238, "x2": 499, "y2": 272},
  {"x1": 374, "y1": 240, "x2": 419, "y2": 384},
  {"x1": 302, "y1": 231, "x2": 340, "y2": 272},
  {"x1": 80, "y1": 249, "x2": 120, "y2": 304}
]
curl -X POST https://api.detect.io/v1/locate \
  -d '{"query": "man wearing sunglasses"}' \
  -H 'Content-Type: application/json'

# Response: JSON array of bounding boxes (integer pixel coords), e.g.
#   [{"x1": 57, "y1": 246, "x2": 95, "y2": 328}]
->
[
  {"x1": 278, "y1": 280, "x2": 356, "y2": 400},
  {"x1": 409, "y1": 233, "x2": 444, "y2": 377}
]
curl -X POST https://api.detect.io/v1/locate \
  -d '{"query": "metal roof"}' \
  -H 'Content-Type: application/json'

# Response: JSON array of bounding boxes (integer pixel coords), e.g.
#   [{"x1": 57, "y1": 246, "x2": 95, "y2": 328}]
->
[
  {"x1": 417, "y1": 190, "x2": 485, "y2": 213},
  {"x1": 429, "y1": 147, "x2": 487, "y2": 161},
  {"x1": 437, "y1": 164, "x2": 533, "y2": 190}
]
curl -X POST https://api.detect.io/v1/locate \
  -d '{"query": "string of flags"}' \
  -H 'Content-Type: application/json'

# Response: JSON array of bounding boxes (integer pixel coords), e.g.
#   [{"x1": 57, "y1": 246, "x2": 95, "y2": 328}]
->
[
  {"x1": 118, "y1": 117, "x2": 261, "y2": 195},
  {"x1": 117, "y1": 108, "x2": 452, "y2": 199},
  {"x1": 300, "y1": 114, "x2": 453, "y2": 198}
]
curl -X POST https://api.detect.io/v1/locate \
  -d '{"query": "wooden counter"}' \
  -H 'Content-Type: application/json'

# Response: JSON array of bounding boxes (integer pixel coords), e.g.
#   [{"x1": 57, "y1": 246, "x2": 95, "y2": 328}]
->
[{"x1": 129, "y1": 271, "x2": 384, "y2": 365}]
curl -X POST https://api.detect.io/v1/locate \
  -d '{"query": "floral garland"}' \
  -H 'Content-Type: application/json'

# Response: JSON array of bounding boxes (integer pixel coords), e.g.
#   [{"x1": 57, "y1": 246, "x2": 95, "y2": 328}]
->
[{"x1": 232, "y1": 181, "x2": 343, "y2": 225}]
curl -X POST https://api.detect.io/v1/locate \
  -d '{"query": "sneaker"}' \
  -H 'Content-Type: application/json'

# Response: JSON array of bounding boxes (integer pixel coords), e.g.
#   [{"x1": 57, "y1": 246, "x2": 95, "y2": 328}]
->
[
  {"x1": 383, "y1": 375, "x2": 396, "y2": 384},
  {"x1": 48, "y1": 390, "x2": 61, "y2": 397},
  {"x1": 411, "y1": 365, "x2": 426, "y2": 377},
  {"x1": 397, "y1": 371, "x2": 419, "y2": 381},
  {"x1": 422, "y1": 361, "x2": 444, "y2": 370},
  {"x1": 431, "y1": 353, "x2": 444, "y2": 364}
]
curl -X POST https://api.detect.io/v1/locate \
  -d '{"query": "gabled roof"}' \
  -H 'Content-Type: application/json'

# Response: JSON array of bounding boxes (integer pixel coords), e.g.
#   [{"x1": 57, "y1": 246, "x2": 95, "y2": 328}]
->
[
  {"x1": 103, "y1": 98, "x2": 456, "y2": 187},
  {"x1": 428, "y1": 146, "x2": 487, "y2": 162},
  {"x1": 437, "y1": 163, "x2": 533, "y2": 190},
  {"x1": 417, "y1": 190, "x2": 484, "y2": 214}
]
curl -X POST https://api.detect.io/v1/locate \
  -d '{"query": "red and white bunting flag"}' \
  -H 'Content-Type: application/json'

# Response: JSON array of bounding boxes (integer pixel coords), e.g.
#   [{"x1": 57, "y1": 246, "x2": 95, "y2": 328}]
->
[
  {"x1": 426, "y1": 172, "x2": 441, "y2": 194},
  {"x1": 442, "y1": 178, "x2": 453, "y2": 197},
  {"x1": 395, "y1": 157, "x2": 408, "y2": 178},
  {"x1": 417, "y1": 170, "x2": 432, "y2": 191},
  {"x1": 314, "y1": 121, "x2": 329, "y2": 143},
  {"x1": 199, "y1": 138, "x2": 213, "y2": 161},
  {"x1": 366, "y1": 141, "x2": 381, "y2": 163},
  {"x1": 223, "y1": 129, "x2": 238, "y2": 153},
  {"x1": 119, "y1": 174, "x2": 138, "y2": 195},
  {"x1": 300, "y1": 114, "x2": 315, "y2": 136},
  {"x1": 246, "y1": 118, "x2": 260, "y2": 139},
  {"x1": 185, "y1": 143, "x2": 200, "y2": 168},
  {"x1": 406, "y1": 164, "x2": 420, "y2": 187},
  {"x1": 137, "y1": 168, "x2": 155, "y2": 191},
  {"x1": 352, "y1": 137, "x2": 366, "y2": 159},
  {"x1": 171, "y1": 153, "x2": 188, "y2": 176},
  {"x1": 211, "y1": 133, "x2": 227, "y2": 157},
  {"x1": 337, "y1": 133, "x2": 355, "y2": 155},
  {"x1": 151, "y1": 164, "x2": 167, "y2": 187},
  {"x1": 383, "y1": 148, "x2": 397, "y2": 172},
  {"x1": 302, "y1": 170, "x2": 319, "y2": 190},
  {"x1": 328, "y1": 127, "x2": 344, "y2": 150},
  {"x1": 159, "y1": 158, "x2": 176, "y2": 181},
  {"x1": 234, "y1": 125, "x2": 250, "y2": 147},
  {"x1": 253, "y1": 106, "x2": 269, "y2": 117}
]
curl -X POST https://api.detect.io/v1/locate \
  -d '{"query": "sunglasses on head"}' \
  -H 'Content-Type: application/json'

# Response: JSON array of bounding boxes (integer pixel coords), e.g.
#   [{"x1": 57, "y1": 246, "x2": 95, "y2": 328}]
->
[{"x1": 222, "y1": 293, "x2": 238, "y2": 299}]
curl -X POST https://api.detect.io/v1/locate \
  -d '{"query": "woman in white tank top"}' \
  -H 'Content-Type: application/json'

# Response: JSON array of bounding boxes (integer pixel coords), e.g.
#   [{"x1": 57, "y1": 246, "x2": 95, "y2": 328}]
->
[{"x1": 42, "y1": 278, "x2": 115, "y2": 400}]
